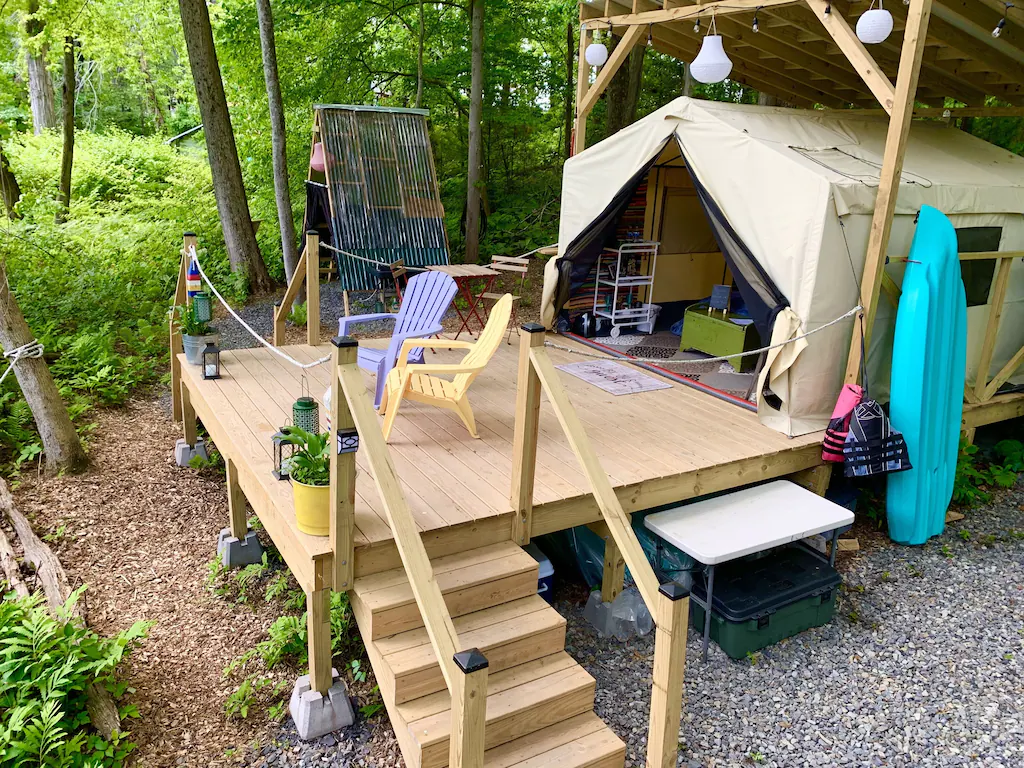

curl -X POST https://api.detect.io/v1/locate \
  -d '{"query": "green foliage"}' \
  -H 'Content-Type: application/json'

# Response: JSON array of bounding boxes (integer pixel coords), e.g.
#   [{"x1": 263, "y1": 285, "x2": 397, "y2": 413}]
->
[
  {"x1": 279, "y1": 427, "x2": 330, "y2": 487},
  {"x1": 951, "y1": 440, "x2": 1022, "y2": 508},
  {"x1": 993, "y1": 439, "x2": 1024, "y2": 473},
  {"x1": 287, "y1": 302, "x2": 307, "y2": 327},
  {"x1": 0, "y1": 589, "x2": 149, "y2": 768},
  {"x1": 172, "y1": 305, "x2": 213, "y2": 338}
]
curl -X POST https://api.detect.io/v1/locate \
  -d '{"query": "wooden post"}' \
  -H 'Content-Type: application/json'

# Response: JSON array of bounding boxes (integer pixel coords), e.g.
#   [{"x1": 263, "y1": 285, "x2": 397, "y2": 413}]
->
[
  {"x1": 330, "y1": 336, "x2": 358, "y2": 592},
  {"x1": 450, "y1": 649, "x2": 489, "y2": 768},
  {"x1": 974, "y1": 256, "x2": 1013, "y2": 401},
  {"x1": 573, "y1": 21, "x2": 592, "y2": 154},
  {"x1": 226, "y1": 458, "x2": 247, "y2": 540},
  {"x1": 171, "y1": 233, "x2": 194, "y2": 422},
  {"x1": 601, "y1": 533, "x2": 626, "y2": 603},
  {"x1": 509, "y1": 323, "x2": 545, "y2": 545},
  {"x1": 273, "y1": 247, "x2": 309, "y2": 347},
  {"x1": 181, "y1": 381, "x2": 197, "y2": 448},
  {"x1": 788, "y1": 464, "x2": 832, "y2": 497},
  {"x1": 645, "y1": 582, "x2": 690, "y2": 768},
  {"x1": 306, "y1": 230, "x2": 321, "y2": 346},
  {"x1": 843, "y1": 0, "x2": 933, "y2": 384},
  {"x1": 307, "y1": 559, "x2": 333, "y2": 695}
]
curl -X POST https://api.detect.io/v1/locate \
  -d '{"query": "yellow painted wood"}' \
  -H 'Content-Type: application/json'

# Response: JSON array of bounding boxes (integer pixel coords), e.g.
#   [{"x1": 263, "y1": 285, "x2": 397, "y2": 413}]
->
[
  {"x1": 645, "y1": 592, "x2": 689, "y2": 768},
  {"x1": 226, "y1": 458, "x2": 248, "y2": 539},
  {"x1": 331, "y1": 343, "x2": 358, "y2": 592},
  {"x1": 306, "y1": 231, "x2": 321, "y2": 346},
  {"x1": 975, "y1": 256, "x2": 1013, "y2": 400}
]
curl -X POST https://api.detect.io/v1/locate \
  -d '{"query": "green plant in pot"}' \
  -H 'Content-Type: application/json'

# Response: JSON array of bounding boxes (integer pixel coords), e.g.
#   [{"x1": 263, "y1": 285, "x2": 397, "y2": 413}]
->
[
  {"x1": 174, "y1": 304, "x2": 219, "y2": 366},
  {"x1": 280, "y1": 426, "x2": 331, "y2": 536}
]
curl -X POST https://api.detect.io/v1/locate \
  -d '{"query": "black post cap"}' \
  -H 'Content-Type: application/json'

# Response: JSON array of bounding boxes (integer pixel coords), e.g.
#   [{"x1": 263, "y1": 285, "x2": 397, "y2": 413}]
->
[
  {"x1": 183, "y1": 231, "x2": 196, "y2": 237},
  {"x1": 521, "y1": 322, "x2": 546, "y2": 333},
  {"x1": 659, "y1": 581, "x2": 690, "y2": 601},
  {"x1": 331, "y1": 336, "x2": 358, "y2": 348},
  {"x1": 274, "y1": 300, "x2": 282, "y2": 307},
  {"x1": 453, "y1": 648, "x2": 489, "y2": 674},
  {"x1": 306, "y1": 229, "x2": 319, "y2": 236}
]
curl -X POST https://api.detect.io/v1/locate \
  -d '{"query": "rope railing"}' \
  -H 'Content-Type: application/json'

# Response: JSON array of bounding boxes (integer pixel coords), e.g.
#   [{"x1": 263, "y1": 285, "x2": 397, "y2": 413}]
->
[{"x1": 0, "y1": 340, "x2": 44, "y2": 386}]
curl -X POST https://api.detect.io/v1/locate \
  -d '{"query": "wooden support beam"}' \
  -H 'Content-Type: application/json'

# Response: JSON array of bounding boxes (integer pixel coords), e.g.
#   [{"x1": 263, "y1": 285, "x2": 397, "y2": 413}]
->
[
  {"x1": 963, "y1": 391, "x2": 1024, "y2": 430},
  {"x1": 510, "y1": 324, "x2": 545, "y2": 545},
  {"x1": 578, "y1": 24, "x2": 646, "y2": 119},
  {"x1": 273, "y1": 249, "x2": 308, "y2": 346},
  {"x1": 843, "y1": 0, "x2": 933, "y2": 384},
  {"x1": 226, "y1": 458, "x2": 247, "y2": 540},
  {"x1": 983, "y1": 344, "x2": 1024, "y2": 402},
  {"x1": 181, "y1": 380, "x2": 197, "y2": 447},
  {"x1": 587, "y1": 0, "x2": 798, "y2": 27},
  {"x1": 306, "y1": 230, "x2": 321, "y2": 346},
  {"x1": 449, "y1": 650, "x2": 489, "y2": 768},
  {"x1": 645, "y1": 584, "x2": 690, "y2": 768},
  {"x1": 307, "y1": 560, "x2": 333, "y2": 695},
  {"x1": 788, "y1": 464, "x2": 832, "y2": 496},
  {"x1": 330, "y1": 338, "x2": 357, "y2": 592},
  {"x1": 880, "y1": 272, "x2": 902, "y2": 306},
  {"x1": 803, "y1": 0, "x2": 895, "y2": 112},
  {"x1": 573, "y1": 15, "x2": 593, "y2": 154},
  {"x1": 600, "y1": 526, "x2": 626, "y2": 603},
  {"x1": 974, "y1": 256, "x2": 1013, "y2": 400},
  {"x1": 825, "y1": 106, "x2": 1024, "y2": 118},
  {"x1": 171, "y1": 233, "x2": 194, "y2": 422}
]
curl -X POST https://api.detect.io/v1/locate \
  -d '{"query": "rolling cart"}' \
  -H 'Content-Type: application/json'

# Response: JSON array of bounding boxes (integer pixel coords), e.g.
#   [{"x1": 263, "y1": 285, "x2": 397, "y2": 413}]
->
[{"x1": 593, "y1": 241, "x2": 659, "y2": 338}]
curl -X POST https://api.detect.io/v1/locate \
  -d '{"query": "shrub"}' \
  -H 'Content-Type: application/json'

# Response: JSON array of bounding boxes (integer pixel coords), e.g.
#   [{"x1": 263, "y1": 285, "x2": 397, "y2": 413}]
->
[{"x1": 0, "y1": 588, "x2": 150, "y2": 768}]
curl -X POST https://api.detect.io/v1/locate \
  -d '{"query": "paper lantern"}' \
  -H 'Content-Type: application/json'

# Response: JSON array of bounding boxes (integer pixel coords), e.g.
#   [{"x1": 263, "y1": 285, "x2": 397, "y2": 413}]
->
[
  {"x1": 690, "y1": 35, "x2": 733, "y2": 84},
  {"x1": 311, "y1": 142, "x2": 326, "y2": 173},
  {"x1": 585, "y1": 42, "x2": 609, "y2": 67},
  {"x1": 856, "y1": 6, "x2": 893, "y2": 44}
]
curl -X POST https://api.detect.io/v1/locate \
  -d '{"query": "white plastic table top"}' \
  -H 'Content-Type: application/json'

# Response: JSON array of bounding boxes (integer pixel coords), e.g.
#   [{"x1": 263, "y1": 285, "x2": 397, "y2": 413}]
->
[{"x1": 643, "y1": 480, "x2": 854, "y2": 565}]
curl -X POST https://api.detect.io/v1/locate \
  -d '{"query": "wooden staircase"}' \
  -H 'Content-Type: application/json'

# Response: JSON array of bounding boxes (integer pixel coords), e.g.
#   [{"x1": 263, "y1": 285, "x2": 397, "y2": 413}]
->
[{"x1": 352, "y1": 542, "x2": 626, "y2": 768}]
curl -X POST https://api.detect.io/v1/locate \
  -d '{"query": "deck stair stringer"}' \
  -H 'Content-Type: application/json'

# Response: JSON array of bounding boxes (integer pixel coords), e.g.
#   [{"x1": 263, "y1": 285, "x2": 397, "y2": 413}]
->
[{"x1": 352, "y1": 541, "x2": 626, "y2": 768}]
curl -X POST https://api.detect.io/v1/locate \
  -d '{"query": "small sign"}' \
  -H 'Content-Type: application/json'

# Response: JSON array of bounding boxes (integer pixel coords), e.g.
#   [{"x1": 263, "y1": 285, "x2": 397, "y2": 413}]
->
[{"x1": 709, "y1": 284, "x2": 731, "y2": 312}]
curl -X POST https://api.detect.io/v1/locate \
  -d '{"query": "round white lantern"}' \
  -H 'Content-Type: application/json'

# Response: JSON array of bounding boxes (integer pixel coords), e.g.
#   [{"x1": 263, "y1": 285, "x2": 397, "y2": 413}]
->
[
  {"x1": 690, "y1": 35, "x2": 733, "y2": 84},
  {"x1": 856, "y1": 7, "x2": 893, "y2": 44},
  {"x1": 585, "y1": 42, "x2": 609, "y2": 67}
]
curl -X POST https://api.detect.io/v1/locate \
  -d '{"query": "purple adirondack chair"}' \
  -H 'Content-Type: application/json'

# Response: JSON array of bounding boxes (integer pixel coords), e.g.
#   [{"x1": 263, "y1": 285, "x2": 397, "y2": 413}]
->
[{"x1": 338, "y1": 270, "x2": 458, "y2": 408}]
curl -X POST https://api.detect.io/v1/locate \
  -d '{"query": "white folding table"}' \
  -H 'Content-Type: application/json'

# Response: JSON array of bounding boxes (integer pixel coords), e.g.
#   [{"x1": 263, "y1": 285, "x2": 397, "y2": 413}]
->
[{"x1": 644, "y1": 480, "x2": 854, "y2": 661}]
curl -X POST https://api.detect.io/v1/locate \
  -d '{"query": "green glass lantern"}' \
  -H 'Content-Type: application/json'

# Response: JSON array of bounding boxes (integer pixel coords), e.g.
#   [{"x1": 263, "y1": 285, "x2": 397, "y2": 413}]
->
[
  {"x1": 293, "y1": 396, "x2": 320, "y2": 434},
  {"x1": 193, "y1": 291, "x2": 212, "y2": 323}
]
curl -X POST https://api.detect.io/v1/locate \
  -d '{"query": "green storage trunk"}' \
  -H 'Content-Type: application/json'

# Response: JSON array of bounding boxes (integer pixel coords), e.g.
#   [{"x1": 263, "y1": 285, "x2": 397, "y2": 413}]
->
[
  {"x1": 690, "y1": 546, "x2": 841, "y2": 660},
  {"x1": 678, "y1": 305, "x2": 759, "y2": 372}
]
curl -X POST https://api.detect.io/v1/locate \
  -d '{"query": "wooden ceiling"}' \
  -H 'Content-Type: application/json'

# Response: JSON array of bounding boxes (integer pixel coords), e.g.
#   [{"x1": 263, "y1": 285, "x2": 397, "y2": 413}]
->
[{"x1": 580, "y1": 0, "x2": 1024, "y2": 110}]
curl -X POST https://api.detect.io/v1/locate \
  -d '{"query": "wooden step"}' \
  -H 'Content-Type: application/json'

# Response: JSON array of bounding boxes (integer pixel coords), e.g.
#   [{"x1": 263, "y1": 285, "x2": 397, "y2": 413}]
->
[
  {"x1": 376, "y1": 596, "x2": 566, "y2": 704},
  {"x1": 353, "y1": 542, "x2": 539, "y2": 641},
  {"x1": 396, "y1": 652, "x2": 597, "y2": 768},
  {"x1": 484, "y1": 713, "x2": 625, "y2": 768}
]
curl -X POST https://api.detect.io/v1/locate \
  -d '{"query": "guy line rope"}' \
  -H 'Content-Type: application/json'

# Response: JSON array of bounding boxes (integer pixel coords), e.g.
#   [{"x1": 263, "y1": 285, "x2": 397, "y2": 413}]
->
[{"x1": 0, "y1": 341, "x2": 44, "y2": 386}]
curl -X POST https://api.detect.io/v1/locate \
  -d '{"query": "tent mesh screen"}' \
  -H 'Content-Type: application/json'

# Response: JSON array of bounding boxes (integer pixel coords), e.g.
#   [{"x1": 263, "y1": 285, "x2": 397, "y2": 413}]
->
[{"x1": 318, "y1": 107, "x2": 449, "y2": 290}]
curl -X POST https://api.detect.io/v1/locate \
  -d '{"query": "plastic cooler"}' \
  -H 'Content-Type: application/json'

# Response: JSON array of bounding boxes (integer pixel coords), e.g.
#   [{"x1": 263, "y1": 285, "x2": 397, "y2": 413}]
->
[
  {"x1": 690, "y1": 545, "x2": 841, "y2": 660},
  {"x1": 524, "y1": 543, "x2": 555, "y2": 603}
]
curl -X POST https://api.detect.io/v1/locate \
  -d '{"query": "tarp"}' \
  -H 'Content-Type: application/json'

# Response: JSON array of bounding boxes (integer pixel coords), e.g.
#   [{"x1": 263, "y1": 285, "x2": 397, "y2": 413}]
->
[{"x1": 542, "y1": 97, "x2": 1024, "y2": 436}]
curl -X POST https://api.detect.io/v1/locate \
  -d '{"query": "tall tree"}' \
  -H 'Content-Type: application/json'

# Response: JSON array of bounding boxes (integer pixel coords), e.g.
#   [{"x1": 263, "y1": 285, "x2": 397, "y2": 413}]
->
[
  {"x1": 0, "y1": 144, "x2": 20, "y2": 219},
  {"x1": 605, "y1": 34, "x2": 646, "y2": 136},
  {"x1": 56, "y1": 37, "x2": 75, "y2": 224},
  {"x1": 24, "y1": 0, "x2": 56, "y2": 134},
  {"x1": 255, "y1": 0, "x2": 299, "y2": 290},
  {"x1": 464, "y1": 0, "x2": 484, "y2": 263},
  {"x1": 178, "y1": 0, "x2": 272, "y2": 291},
  {"x1": 0, "y1": 260, "x2": 87, "y2": 474}
]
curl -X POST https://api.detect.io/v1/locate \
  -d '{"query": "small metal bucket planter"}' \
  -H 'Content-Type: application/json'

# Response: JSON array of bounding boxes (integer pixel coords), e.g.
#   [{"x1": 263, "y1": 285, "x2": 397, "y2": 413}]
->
[{"x1": 182, "y1": 330, "x2": 219, "y2": 365}]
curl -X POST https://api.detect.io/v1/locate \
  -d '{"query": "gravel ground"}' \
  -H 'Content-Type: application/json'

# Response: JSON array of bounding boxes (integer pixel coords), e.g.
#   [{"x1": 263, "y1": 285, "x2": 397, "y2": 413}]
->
[{"x1": 558, "y1": 484, "x2": 1024, "y2": 768}]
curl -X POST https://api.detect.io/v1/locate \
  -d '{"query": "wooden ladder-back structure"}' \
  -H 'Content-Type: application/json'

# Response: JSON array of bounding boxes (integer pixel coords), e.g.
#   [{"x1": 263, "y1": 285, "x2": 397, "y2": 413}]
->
[{"x1": 573, "y1": 0, "x2": 1024, "y2": 436}]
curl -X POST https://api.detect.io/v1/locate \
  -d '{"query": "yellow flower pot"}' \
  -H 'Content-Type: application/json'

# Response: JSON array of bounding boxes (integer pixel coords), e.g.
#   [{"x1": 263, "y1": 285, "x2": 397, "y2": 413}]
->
[{"x1": 292, "y1": 479, "x2": 330, "y2": 536}]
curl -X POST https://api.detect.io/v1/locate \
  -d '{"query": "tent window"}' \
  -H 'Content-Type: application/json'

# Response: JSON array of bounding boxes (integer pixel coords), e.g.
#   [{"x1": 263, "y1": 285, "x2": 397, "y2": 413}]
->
[{"x1": 955, "y1": 226, "x2": 1002, "y2": 307}]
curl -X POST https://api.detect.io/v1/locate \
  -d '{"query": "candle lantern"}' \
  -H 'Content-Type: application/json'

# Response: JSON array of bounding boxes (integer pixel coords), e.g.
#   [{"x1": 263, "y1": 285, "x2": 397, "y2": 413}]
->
[
  {"x1": 293, "y1": 396, "x2": 320, "y2": 434},
  {"x1": 193, "y1": 291, "x2": 212, "y2": 323},
  {"x1": 202, "y1": 342, "x2": 221, "y2": 380},
  {"x1": 272, "y1": 430, "x2": 293, "y2": 480},
  {"x1": 338, "y1": 427, "x2": 359, "y2": 454}
]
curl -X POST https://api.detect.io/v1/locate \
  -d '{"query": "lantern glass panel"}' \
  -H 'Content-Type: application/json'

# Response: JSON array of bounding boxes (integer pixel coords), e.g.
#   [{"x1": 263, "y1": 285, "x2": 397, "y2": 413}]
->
[
  {"x1": 272, "y1": 430, "x2": 292, "y2": 480},
  {"x1": 202, "y1": 343, "x2": 221, "y2": 380},
  {"x1": 193, "y1": 292, "x2": 212, "y2": 323},
  {"x1": 293, "y1": 396, "x2": 320, "y2": 434}
]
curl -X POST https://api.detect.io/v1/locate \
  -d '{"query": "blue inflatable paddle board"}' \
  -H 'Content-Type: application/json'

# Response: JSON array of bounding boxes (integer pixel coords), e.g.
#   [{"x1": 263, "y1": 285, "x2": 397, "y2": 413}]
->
[{"x1": 886, "y1": 205, "x2": 967, "y2": 545}]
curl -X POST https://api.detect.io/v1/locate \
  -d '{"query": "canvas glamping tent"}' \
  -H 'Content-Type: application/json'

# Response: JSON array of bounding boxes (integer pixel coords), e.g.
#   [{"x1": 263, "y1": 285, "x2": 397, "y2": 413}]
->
[{"x1": 541, "y1": 97, "x2": 1024, "y2": 437}]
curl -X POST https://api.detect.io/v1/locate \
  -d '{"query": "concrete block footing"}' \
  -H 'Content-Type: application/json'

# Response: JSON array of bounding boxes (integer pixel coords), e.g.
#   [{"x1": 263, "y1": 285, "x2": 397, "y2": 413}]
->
[
  {"x1": 289, "y1": 669, "x2": 355, "y2": 740},
  {"x1": 174, "y1": 437, "x2": 209, "y2": 467},
  {"x1": 583, "y1": 590, "x2": 618, "y2": 638},
  {"x1": 217, "y1": 528, "x2": 265, "y2": 569}
]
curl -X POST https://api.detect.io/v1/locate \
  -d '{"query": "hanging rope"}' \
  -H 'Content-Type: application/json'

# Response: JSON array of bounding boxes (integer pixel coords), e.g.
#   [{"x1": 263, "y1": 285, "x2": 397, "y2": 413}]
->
[
  {"x1": 185, "y1": 246, "x2": 330, "y2": 370},
  {"x1": 548, "y1": 305, "x2": 863, "y2": 366},
  {"x1": 0, "y1": 340, "x2": 44, "y2": 386},
  {"x1": 319, "y1": 241, "x2": 559, "y2": 272}
]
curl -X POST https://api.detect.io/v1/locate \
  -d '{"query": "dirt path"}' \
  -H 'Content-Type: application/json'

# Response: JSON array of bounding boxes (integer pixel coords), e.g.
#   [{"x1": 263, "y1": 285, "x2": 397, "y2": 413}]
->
[{"x1": 13, "y1": 397, "x2": 278, "y2": 766}]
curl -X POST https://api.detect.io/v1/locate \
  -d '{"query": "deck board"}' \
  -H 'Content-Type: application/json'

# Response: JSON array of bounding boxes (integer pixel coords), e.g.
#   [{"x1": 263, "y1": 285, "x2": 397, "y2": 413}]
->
[{"x1": 178, "y1": 335, "x2": 823, "y2": 580}]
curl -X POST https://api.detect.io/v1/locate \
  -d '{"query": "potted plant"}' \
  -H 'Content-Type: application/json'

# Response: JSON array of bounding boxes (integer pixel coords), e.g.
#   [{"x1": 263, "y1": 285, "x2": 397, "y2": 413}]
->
[
  {"x1": 280, "y1": 426, "x2": 331, "y2": 536},
  {"x1": 174, "y1": 304, "x2": 218, "y2": 365}
]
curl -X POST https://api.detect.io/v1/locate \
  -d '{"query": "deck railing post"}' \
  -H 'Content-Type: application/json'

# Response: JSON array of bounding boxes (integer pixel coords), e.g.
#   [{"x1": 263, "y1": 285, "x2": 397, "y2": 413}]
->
[
  {"x1": 450, "y1": 649, "x2": 489, "y2": 768},
  {"x1": 171, "y1": 232, "x2": 195, "y2": 422},
  {"x1": 646, "y1": 582, "x2": 690, "y2": 768},
  {"x1": 329, "y1": 336, "x2": 357, "y2": 593},
  {"x1": 306, "y1": 230, "x2": 321, "y2": 346},
  {"x1": 307, "y1": 560, "x2": 333, "y2": 695},
  {"x1": 509, "y1": 323, "x2": 545, "y2": 545}
]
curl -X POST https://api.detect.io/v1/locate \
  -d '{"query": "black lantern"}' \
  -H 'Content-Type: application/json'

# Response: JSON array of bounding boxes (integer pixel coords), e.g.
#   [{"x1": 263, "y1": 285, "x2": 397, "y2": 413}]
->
[
  {"x1": 338, "y1": 427, "x2": 359, "y2": 454},
  {"x1": 202, "y1": 342, "x2": 221, "y2": 380},
  {"x1": 272, "y1": 430, "x2": 293, "y2": 480}
]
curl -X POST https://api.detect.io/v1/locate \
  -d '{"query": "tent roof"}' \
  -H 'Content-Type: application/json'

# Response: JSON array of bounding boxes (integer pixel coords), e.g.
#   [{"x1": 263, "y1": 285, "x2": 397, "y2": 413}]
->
[{"x1": 583, "y1": 0, "x2": 1024, "y2": 110}]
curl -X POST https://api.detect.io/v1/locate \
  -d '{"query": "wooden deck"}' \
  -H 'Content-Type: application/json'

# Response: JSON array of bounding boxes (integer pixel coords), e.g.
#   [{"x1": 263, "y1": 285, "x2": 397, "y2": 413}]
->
[{"x1": 178, "y1": 335, "x2": 823, "y2": 586}]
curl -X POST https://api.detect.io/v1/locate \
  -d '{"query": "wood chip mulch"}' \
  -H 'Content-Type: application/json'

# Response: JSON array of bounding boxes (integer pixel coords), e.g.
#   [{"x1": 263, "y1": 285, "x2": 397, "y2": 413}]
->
[{"x1": 11, "y1": 396, "x2": 282, "y2": 766}]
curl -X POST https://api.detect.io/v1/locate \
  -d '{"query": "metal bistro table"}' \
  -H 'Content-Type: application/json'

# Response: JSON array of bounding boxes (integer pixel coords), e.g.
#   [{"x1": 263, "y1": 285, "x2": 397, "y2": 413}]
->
[
  {"x1": 426, "y1": 264, "x2": 500, "y2": 339},
  {"x1": 644, "y1": 480, "x2": 854, "y2": 661}
]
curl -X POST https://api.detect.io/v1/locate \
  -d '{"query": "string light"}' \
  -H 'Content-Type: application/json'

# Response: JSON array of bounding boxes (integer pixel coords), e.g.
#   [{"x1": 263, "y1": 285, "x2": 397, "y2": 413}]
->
[
  {"x1": 993, "y1": 3, "x2": 1013, "y2": 38},
  {"x1": 823, "y1": 2, "x2": 832, "y2": 20},
  {"x1": 694, "y1": 18, "x2": 701, "y2": 33},
  {"x1": 752, "y1": 7, "x2": 761, "y2": 32},
  {"x1": 648, "y1": 23, "x2": 653, "y2": 45}
]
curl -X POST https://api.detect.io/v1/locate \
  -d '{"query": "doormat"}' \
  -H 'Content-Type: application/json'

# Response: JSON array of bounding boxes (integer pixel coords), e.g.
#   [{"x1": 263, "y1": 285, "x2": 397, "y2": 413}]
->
[{"x1": 557, "y1": 360, "x2": 673, "y2": 396}]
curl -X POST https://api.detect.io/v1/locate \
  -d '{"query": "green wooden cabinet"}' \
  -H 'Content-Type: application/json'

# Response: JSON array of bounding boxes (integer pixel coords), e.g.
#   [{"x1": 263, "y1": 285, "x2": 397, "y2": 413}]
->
[{"x1": 678, "y1": 305, "x2": 759, "y2": 372}]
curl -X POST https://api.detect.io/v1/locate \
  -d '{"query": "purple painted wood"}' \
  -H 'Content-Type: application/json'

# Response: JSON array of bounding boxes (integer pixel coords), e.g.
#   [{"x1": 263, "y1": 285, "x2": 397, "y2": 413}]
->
[{"x1": 338, "y1": 271, "x2": 457, "y2": 407}]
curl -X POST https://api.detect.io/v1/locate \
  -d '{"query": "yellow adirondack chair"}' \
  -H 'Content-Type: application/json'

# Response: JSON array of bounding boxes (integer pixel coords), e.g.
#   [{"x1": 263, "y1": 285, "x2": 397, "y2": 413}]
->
[{"x1": 380, "y1": 294, "x2": 514, "y2": 442}]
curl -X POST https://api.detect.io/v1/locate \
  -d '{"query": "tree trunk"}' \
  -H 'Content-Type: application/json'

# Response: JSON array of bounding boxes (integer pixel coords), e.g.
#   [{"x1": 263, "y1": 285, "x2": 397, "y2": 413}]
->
[
  {"x1": 682, "y1": 62, "x2": 693, "y2": 97},
  {"x1": 563, "y1": 21, "x2": 573, "y2": 160},
  {"x1": 178, "y1": 0, "x2": 272, "y2": 292},
  {"x1": 0, "y1": 261, "x2": 86, "y2": 474},
  {"x1": 56, "y1": 37, "x2": 75, "y2": 224},
  {"x1": 255, "y1": 0, "x2": 299, "y2": 291},
  {"x1": 464, "y1": 0, "x2": 484, "y2": 263},
  {"x1": 0, "y1": 143, "x2": 21, "y2": 219},
  {"x1": 415, "y1": 0, "x2": 425, "y2": 108},
  {"x1": 604, "y1": 34, "x2": 645, "y2": 137},
  {"x1": 758, "y1": 92, "x2": 777, "y2": 107},
  {"x1": 25, "y1": 0, "x2": 56, "y2": 134},
  {"x1": 622, "y1": 43, "x2": 646, "y2": 128},
  {"x1": 138, "y1": 51, "x2": 167, "y2": 130}
]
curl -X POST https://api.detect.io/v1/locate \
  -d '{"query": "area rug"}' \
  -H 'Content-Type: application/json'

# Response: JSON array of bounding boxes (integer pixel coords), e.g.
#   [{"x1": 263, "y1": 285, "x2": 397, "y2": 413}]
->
[{"x1": 556, "y1": 360, "x2": 673, "y2": 396}]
